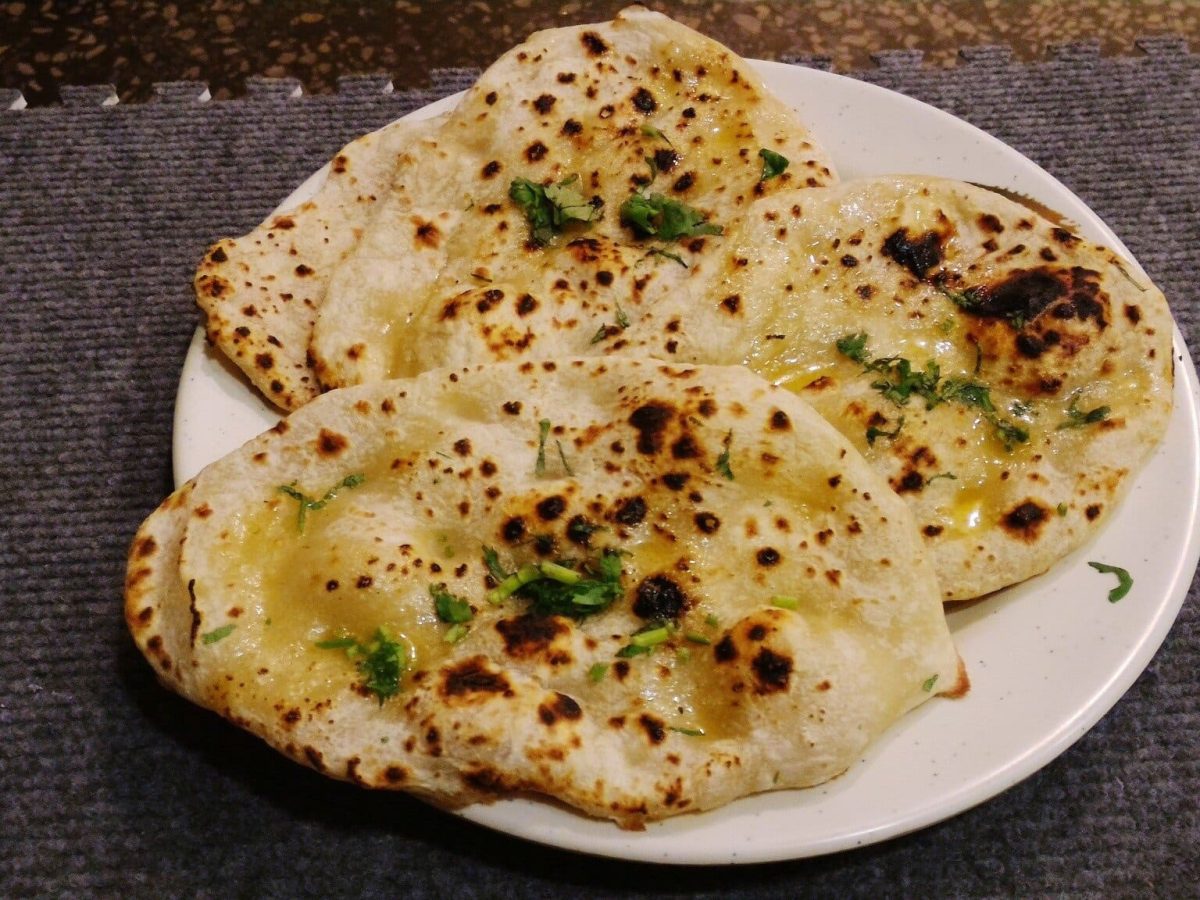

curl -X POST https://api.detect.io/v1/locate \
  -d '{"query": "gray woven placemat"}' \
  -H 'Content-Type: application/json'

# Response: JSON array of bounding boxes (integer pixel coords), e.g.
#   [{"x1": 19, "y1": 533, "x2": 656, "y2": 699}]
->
[{"x1": 1, "y1": 43, "x2": 1197, "y2": 898}]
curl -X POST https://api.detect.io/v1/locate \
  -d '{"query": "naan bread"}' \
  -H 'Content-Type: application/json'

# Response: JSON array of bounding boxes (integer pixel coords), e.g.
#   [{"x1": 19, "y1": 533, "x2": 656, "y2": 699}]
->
[
  {"x1": 622, "y1": 176, "x2": 1175, "y2": 599},
  {"x1": 195, "y1": 115, "x2": 445, "y2": 410},
  {"x1": 126, "y1": 359, "x2": 964, "y2": 827},
  {"x1": 309, "y1": 6, "x2": 837, "y2": 388}
]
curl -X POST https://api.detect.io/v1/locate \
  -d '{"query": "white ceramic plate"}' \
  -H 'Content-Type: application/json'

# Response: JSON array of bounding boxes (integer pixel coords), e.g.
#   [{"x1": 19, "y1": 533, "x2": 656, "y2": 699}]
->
[{"x1": 172, "y1": 62, "x2": 1200, "y2": 865}]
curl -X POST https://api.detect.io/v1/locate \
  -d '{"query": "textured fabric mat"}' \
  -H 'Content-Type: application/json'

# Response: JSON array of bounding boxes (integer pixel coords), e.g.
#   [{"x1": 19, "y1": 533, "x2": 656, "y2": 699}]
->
[{"x1": 1, "y1": 43, "x2": 1197, "y2": 898}]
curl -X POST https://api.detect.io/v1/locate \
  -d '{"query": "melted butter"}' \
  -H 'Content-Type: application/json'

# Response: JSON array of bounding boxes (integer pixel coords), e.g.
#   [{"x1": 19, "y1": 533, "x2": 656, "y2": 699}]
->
[{"x1": 214, "y1": 486, "x2": 457, "y2": 706}]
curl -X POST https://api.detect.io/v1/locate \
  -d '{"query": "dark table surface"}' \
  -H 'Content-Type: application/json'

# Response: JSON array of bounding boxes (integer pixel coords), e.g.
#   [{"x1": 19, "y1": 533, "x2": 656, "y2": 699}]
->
[{"x1": 1, "y1": 22, "x2": 1197, "y2": 900}]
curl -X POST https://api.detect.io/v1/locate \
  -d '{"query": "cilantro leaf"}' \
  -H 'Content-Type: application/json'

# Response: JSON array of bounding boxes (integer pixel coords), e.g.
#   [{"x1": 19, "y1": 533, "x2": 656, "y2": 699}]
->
[
  {"x1": 866, "y1": 416, "x2": 904, "y2": 446},
  {"x1": 201, "y1": 623, "x2": 235, "y2": 645},
  {"x1": 1088, "y1": 561, "x2": 1132, "y2": 602},
  {"x1": 619, "y1": 191, "x2": 722, "y2": 241},
  {"x1": 277, "y1": 473, "x2": 366, "y2": 532},
  {"x1": 757, "y1": 148, "x2": 789, "y2": 181},
  {"x1": 835, "y1": 331, "x2": 870, "y2": 364},
  {"x1": 505, "y1": 549, "x2": 626, "y2": 619},
  {"x1": 535, "y1": 418, "x2": 551, "y2": 475},
  {"x1": 317, "y1": 627, "x2": 407, "y2": 703},
  {"x1": 430, "y1": 584, "x2": 473, "y2": 624},
  {"x1": 715, "y1": 431, "x2": 734, "y2": 480},
  {"x1": 482, "y1": 545, "x2": 511, "y2": 581},
  {"x1": 509, "y1": 175, "x2": 599, "y2": 246},
  {"x1": 646, "y1": 246, "x2": 688, "y2": 267},
  {"x1": 1059, "y1": 394, "x2": 1111, "y2": 430}
]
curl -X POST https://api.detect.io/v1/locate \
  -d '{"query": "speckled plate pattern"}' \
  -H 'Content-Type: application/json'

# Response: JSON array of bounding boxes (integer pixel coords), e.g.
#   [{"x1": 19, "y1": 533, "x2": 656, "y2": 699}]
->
[{"x1": 172, "y1": 62, "x2": 1200, "y2": 864}]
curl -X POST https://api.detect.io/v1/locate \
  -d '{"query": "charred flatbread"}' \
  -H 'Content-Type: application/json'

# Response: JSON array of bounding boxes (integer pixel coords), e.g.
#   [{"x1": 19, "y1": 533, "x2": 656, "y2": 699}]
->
[
  {"x1": 126, "y1": 358, "x2": 965, "y2": 827},
  {"x1": 195, "y1": 115, "x2": 446, "y2": 410}
]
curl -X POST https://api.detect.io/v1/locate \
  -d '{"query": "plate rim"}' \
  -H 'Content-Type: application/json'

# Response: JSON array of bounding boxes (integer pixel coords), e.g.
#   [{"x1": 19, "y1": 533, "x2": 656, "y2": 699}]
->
[{"x1": 170, "y1": 59, "x2": 1200, "y2": 865}]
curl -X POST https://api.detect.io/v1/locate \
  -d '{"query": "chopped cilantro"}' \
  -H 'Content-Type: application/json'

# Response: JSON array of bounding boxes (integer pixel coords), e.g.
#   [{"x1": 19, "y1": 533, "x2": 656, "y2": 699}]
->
[
  {"x1": 641, "y1": 123, "x2": 669, "y2": 143},
  {"x1": 616, "y1": 643, "x2": 652, "y2": 658},
  {"x1": 1059, "y1": 394, "x2": 1111, "y2": 430},
  {"x1": 835, "y1": 331, "x2": 870, "y2": 364},
  {"x1": 556, "y1": 440, "x2": 574, "y2": 477},
  {"x1": 509, "y1": 174, "x2": 599, "y2": 246},
  {"x1": 488, "y1": 549, "x2": 625, "y2": 619},
  {"x1": 866, "y1": 416, "x2": 904, "y2": 446},
  {"x1": 715, "y1": 431, "x2": 734, "y2": 480},
  {"x1": 669, "y1": 726, "x2": 705, "y2": 737},
  {"x1": 922, "y1": 674, "x2": 939, "y2": 692},
  {"x1": 317, "y1": 627, "x2": 407, "y2": 703},
  {"x1": 277, "y1": 473, "x2": 366, "y2": 532},
  {"x1": 1088, "y1": 561, "x2": 1132, "y2": 603},
  {"x1": 757, "y1": 148, "x2": 789, "y2": 181},
  {"x1": 588, "y1": 662, "x2": 609, "y2": 682},
  {"x1": 925, "y1": 472, "x2": 958, "y2": 486},
  {"x1": 647, "y1": 246, "x2": 688, "y2": 267},
  {"x1": 566, "y1": 518, "x2": 603, "y2": 544},
  {"x1": 443, "y1": 623, "x2": 470, "y2": 644},
  {"x1": 534, "y1": 418, "x2": 551, "y2": 475},
  {"x1": 867, "y1": 356, "x2": 943, "y2": 408},
  {"x1": 482, "y1": 545, "x2": 510, "y2": 581},
  {"x1": 430, "y1": 584, "x2": 473, "y2": 624},
  {"x1": 770, "y1": 596, "x2": 800, "y2": 610},
  {"x1": 675, "y1": 647, "x2": 692, "y2": 663},
  {"x1": 1057, "y1": 502, "x2": 1068, "y2": 517},
  {"x1": 685, "y1": 632, "x2": 712, "y2": 645},
  {"x1": 705, "y1": 613, "x2": 720, "y2": 628},
  {"x1": 619, "y1": 190, "x2": 722, "y2": 241},
  {"x1": 201, "y1": 623, "x2": 235, "y2": 645}
]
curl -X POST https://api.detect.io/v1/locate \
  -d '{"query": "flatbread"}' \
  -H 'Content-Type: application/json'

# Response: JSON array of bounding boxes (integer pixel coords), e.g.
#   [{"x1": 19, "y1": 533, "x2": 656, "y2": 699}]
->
[
  {"x1": 309, "y1": 5, "x2": 838, "y2": 389},
  {"x1": 195, "y1": 115, "x2": 445, "y2": 410},
  {"x1": 126, "y1": 358, "x2": 964, "y2": 827},
  {"x1": 621, "y1": 176, "x2": 1175, "y2": 599}
]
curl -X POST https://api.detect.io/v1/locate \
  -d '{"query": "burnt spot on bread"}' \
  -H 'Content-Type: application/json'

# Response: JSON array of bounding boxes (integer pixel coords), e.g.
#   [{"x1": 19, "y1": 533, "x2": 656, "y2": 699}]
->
[
  {"x1": 561, "y1": 118, "x2": 583, "y2": 136},
  {"x1": 496, "y1": 614, "x2": 569, "y2": 661},
  {"x1": 482, "y1": 160, "x2": 502, "y2": 178},
  {"x1": 892, "y1": 470, "x2": 926, "y2": 494},
  {"x1": 714, "y1": 634, "x2": 738, "y2": 663},
  {"x1": 769, "y1": 409, "x2": 791, "y2": 431},
  {"x1": 978, "y1": 213, "x2": 1004, "y2": 233},
  {"x1": 1086, "y1": 503, "x2": 1103, "y2": 520},
  {"x1": 751, "y1": 648, "x2": 792, "y2": 694},
  {"x1": 882, "y1": 228, "x2": 946, "y2": 279},
  {"x1": 501, "y1": 516, "x2": 527, "y2": 542},
  {"x1": 502, "y1": 400, "x2": 522, "y2": 415},
  {"x1": 533, "y1": 93, "x2": 556, "y2": 115},
  {"x1": 694, "y1": 511, "x2": 720, "y2": 534},
  {"x1": 629, "y1": 403, "x2": 673, "y2": 454},
  {"x1": 632, "y1": 575, "x2": 689, "y2": 620},
  {"x1": 581, "y1": 31, "x2": 608, "y2": 55},
  {"x1": 639, "y1": 713, "x2": 666, "y2": 744},
  {"x1": 209, "y1": 246, "x2": 228, "y2": 264},
  {"x1": 672, "y1": 171, "x2": 695, "y2": 193},
  {"x1": 316, "y1": 429, "x2": 348, "y2": 457},
  {"x1": 631, "y1": 87, "x2": 657, "y2": 113},
  {"x1": 671, "y1": 435, "x2": 700, "y2": 459},
  {"x1": 923, "y1": 524, "x2": 944, "y2": 537},
  {"x1": 414, "y1": 218, "x2": 441, "y2": 248},
  {"x1": 613, "y1": 495, "x2": 647, "y2": 526},
  {"x1": 1002, "y1": 500, "x2": 1049, "y2": 540},
  {"x1": 662, "y1": 472, "x2": 690, "y2": 491},
  {"x1": 525, "y1": 141, "x2": 549, "y2": 163},
  {"x1": 721, "y1": 295, "x2": 741, "y2": 314},
  {"x1": 515, "y1": 293, "x2": 538, "y2": 316},
  {"x1": 536, "y1": 495, "x2": 566, "y2": 521},
  {"x1": 755, "y1": 547, "x2": 781, "y2": 567},
  {"x1": 538, "y1": 692, "x2": 583, "y2": 726},
  {"x1": 653, "y1": 148, "x2": 679, "y2": 172}
]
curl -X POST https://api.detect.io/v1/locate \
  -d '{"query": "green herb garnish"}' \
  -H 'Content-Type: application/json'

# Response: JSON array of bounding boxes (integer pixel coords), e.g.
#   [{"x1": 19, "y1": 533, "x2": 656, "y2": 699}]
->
[
  {"x1": 535, "y1": 419, "x2": 551, "y2": 475},
  {"x1": 620, "y1": 191, "x2": 723, "y2": 241},
  {"x1": 669, "y1": 726, "x2": 705, "y2": 737},
  {"x1": 715, "y1": 431, "x2": 734, "y2": 480},
  {"x1": 922, "y1": 674, "x2": 939, "y2": 692},
  {"x1": 769, "y1": 596, "x2": 800, "y2": 610},
  {"x1": 277, "y1": 473, "x2": 366, "y2": 532},
  {"x1": 835, "y1": 331, "x2": 870, "y2": 364},
  {"x1": 430, "y1": 584, "x2": 473, "y2": 624},
  {"x1": 647, "y1": 246, "x2": 688, "y2": 267},
  {"x1": 1059, "y1": 394, "x2": 1111, "y2": 430},
  {"x1": 488, "y1": 549, "x2": 625, "y2": 618},
  {"x1": 483, "y1": 545, "x2": 510, "y2": 581},
  {"x1": 317, "y1": 627, "x2": 407, "y2": 703},
  {"x1": 1088, "y1": 561, "x2": 1133, "y2": 603},
  {"x1": 1057, "y1": 502, "x2": 1068, "y2": 516},
  {"x1": 757, "y1": 148, "x2": 789, "y2": 181},
  {"x1": 443, "y1": 623, "x2": 470, "y2": 644},
  {"x1": 705, "y1": 613, "x2": 720, "y2": 628},
  {"x1": 685, "y1": 632, "x2": 712, "y2": 645},
  {"x1": 509, "y1": 174, "x2": 599, "y2": 246},
  {"x1": 201, "y1": 623, "x2": 235, "y2": 645},
  {"x1": 866, "y1": 416, "x2": 904, "y2": 446},
  {"x1": 556, "y1": 440, "x2": 574, "y2": 477},
  {"x1": 588, "y1": 662, "x2": 609, "y2": 682},
  {"x1": 641, "y1": 123, "x2": 669, "y2": 142},
  {"x1": 925, "y1": 472, "x2": 958, "y2": 486}
]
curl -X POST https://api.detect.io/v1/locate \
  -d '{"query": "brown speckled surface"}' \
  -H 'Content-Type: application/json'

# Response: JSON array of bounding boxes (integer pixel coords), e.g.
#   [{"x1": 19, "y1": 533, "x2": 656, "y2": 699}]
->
[{"x1": 1, "y1": 0, "x2": 1197, "y2": 105}]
